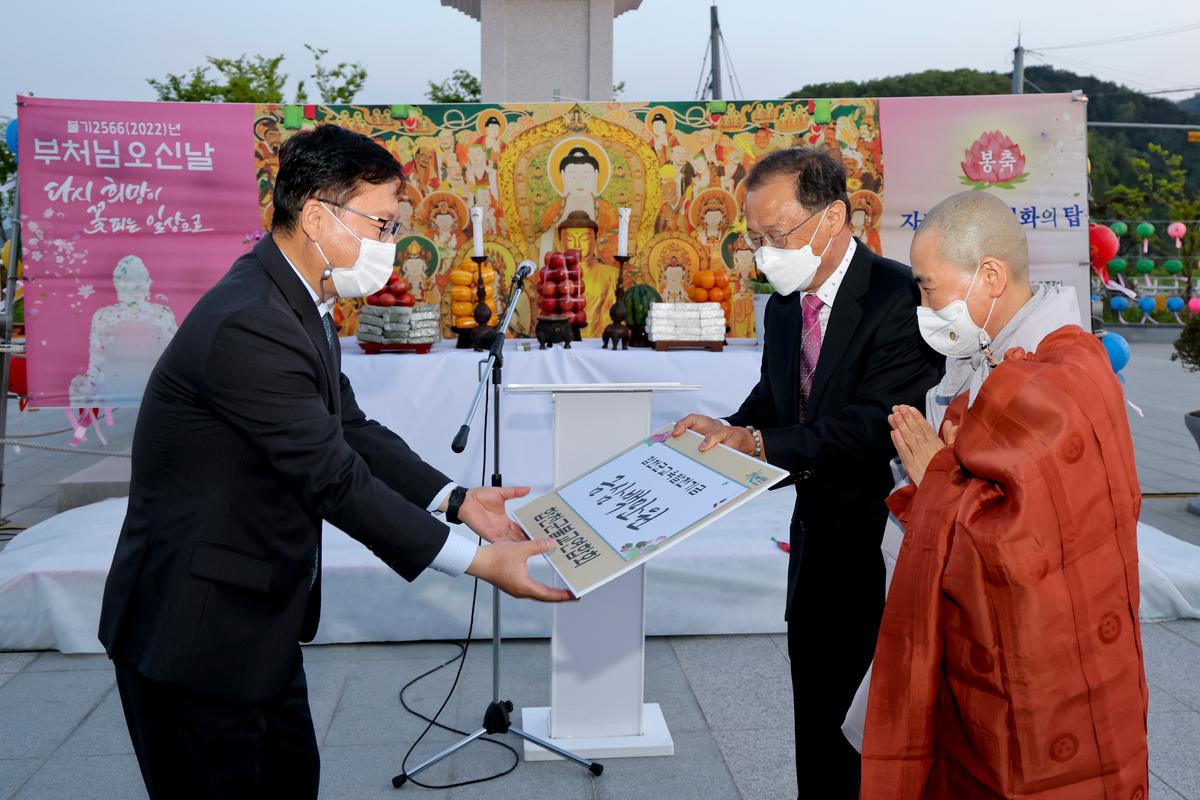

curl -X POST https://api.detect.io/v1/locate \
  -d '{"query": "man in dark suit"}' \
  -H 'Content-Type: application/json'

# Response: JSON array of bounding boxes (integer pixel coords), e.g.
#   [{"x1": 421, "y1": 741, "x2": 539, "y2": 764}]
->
[
  {"x1": 674, "y1": 149, "x2": 940, "y2": 798},
  {"x1": 98, "y1": 124, "x2": 569, "y2": 800}
]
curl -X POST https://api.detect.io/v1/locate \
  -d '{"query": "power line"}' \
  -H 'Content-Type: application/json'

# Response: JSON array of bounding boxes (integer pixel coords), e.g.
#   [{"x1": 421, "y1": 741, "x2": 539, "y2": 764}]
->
[
  {"x1": 1032, "y1": 21, "x2": 1200, "y2": 51},
  {"x1": 1025, "y1": 50, "x2": 1176, "y2": 92}
]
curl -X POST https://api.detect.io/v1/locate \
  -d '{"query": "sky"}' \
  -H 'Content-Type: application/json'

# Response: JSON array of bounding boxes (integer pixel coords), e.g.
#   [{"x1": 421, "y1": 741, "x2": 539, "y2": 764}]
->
[{"x1": 2, "y1": 0, "x2": 1198, "y2": 121}]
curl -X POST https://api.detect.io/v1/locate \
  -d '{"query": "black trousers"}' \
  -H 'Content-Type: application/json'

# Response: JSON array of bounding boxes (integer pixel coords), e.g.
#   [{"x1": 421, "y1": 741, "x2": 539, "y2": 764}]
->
[
  {"x1": 787, "y1": 533, "x2": 886, "y2": 800},
  {"x1": 114, "y1": 648, "x2": 319, "y2": 800}
]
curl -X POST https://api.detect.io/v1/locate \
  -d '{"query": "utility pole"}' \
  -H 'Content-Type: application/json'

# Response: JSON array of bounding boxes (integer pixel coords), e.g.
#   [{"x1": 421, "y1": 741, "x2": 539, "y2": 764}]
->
[
  {"x1": 1012, "y1": 31, "x2": 1025, "y2": 94},
  {"x1": 709, "y1": 3, "x2": 722, "y2": 100}
]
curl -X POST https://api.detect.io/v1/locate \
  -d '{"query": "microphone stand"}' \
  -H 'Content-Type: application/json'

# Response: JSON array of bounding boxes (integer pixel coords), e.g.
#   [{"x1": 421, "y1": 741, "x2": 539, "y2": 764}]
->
[{"x1": 393, "y1": 264, "x2": 603, "y2": 789}]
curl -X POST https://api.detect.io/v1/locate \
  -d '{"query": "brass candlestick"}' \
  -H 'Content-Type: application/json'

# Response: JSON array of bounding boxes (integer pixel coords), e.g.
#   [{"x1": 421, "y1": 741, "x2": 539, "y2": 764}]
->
[
  {"x1": 455, "y1": 254, "x2": 496, "y2": 351},
  {"x1": 602, "y1": 254, "x2": 632, "y2": 351}
]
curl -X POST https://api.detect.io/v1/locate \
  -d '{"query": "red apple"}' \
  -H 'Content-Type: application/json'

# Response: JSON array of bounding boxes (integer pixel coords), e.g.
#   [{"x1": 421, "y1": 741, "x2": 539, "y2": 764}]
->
[
  {"x1": 557, "y1": 297, "x2": 574, "y2": 313},
  {"x1": 541, "y1": 281, "x2": 558, "y2": 297},
  {"x1": 564, "y1": 250, "x2": 581, "y2": 267},
  {"x1": 547, "y1": 252, "x2": 566, "y2": 269},
  {"x1": 572, "y1": 297, "x2": 586, "y2": 312},
  {"x1": 559, "y1": 279, "x2": 576, "y2": 296},
  {"x1": 537, "y1": 269, "x2": 553, "y2": 284},
  {"x1": 565, "y1": 263, "x2": 581, "y2": 280},
  {"x1": 397, "y1": 292, "x2": 415, "y2": 307},
  {"x1": 572, "y1": 311, "x2": 587, "y2": 326},
  {"x1": 539, "y1": 297, "x2": 560, "y2": 314},
  {"x1": 376, "y1": 292, "x2": 397, "y2": 307},
  {"x1": 543, "y1": 252, "x2": 555, "y2": 268}
]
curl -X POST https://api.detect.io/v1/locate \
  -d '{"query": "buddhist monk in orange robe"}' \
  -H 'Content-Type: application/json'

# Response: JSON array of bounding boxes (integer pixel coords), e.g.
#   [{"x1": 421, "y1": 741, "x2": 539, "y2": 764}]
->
[{"x1": 860, "y1": 191, "x2": 1148, "y2": 799}]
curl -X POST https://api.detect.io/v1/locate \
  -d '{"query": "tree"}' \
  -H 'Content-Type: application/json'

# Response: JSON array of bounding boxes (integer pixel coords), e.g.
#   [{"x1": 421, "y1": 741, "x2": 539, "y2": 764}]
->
[
  {"x1": 1103, "y1": 143, "x2": 1200, "y2": 299},
  {"x1": 789, "y1": 68, "x2": 1010, "y2": 100},
  {"x1": 296, "y1": 45, "x2": 367, "y2": 105},
  {"x1": 149, "y1": 46, "x2": 366, "y2": 104},
  {"x1": 149, "y1": 54, "x2": 288, "y2": 103},
  {"x1": 427, "y1": 69, "x2": 481, "y2": 104},
  {"x1": 426, "y1": 69, "x2": 628, "y2": 103}
]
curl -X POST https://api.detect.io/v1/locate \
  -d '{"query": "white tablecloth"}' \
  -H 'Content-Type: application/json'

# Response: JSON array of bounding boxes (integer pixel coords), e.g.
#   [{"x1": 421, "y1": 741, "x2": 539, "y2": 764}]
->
[{"x1": 338, "y1": 338, "x2": 764, "y2": 492}]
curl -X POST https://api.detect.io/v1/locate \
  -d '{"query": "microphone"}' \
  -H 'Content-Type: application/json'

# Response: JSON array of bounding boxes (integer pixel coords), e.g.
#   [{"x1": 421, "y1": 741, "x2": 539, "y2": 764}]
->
[
  {"x1": 452, "y1": 424, "x2": 470, "y2": 453},
  {"x1": 513, "y1": 260, "x2": 535, "y2": 283}
]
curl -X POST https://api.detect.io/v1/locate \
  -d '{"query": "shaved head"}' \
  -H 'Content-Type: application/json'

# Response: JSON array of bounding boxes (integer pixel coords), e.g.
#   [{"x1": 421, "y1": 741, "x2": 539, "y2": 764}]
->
[{"x1": 914, "y1": 191, "x2": 1029, "y2": 280}]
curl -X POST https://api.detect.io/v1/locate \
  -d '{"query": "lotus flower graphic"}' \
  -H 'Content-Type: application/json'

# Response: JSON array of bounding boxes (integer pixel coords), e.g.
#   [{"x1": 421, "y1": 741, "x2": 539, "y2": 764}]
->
[{"x1": 960, "y1": 131, "x2": 1029, "y2": 190}]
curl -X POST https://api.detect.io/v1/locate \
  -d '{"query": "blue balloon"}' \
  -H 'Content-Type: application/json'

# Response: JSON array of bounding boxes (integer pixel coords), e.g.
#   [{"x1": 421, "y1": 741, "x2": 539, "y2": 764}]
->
[
  {"x1": 1138, "y1": 297, "x2": 1157, "y2": 313},
  {"x1": 1102, "y1": 332, "x2": 1131, "y2": 374},
  {"x1": 3, "y1": 119, "x2": 15, "y2": 157},
  {"x1": 1110, "y1": 296, "x2": 1130, "y2": 312},
  {"x1": 1167, "y1": 297, "x2": 1185, "y2": 312}
]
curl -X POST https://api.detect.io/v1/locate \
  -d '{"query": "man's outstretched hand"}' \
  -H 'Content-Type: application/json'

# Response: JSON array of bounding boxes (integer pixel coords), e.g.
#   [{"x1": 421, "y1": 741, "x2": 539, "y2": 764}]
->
[
  {"x1": 673, "y1": 414, "x2": 757, "y2": 455},
  {"x1": 466, "y1": 538, "x2": 574, "y2": 602},
  {"x1": 458, "y1": 486, "x2": 530, "y2": 543}
]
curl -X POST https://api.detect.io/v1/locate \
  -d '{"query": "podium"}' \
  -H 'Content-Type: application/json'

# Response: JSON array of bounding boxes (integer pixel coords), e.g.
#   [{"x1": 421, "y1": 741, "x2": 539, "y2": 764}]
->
[{"x1": 506, "y1": 383, "x2": 697, "y2": 760}]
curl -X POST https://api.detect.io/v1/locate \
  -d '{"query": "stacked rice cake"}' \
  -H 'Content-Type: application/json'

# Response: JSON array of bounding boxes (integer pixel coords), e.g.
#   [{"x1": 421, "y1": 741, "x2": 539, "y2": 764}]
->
[
  {"x1": 357, "y1": 304, "x2": 441, "y2": 345},
  {"x1": 646, "y1": 302, "x2": 726, "y2": 342}
]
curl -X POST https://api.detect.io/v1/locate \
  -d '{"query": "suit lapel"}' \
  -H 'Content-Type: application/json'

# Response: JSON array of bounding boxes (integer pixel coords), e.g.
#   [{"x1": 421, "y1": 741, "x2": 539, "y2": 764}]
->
[
  {"x1": 806, "y1": 240, "x2": 870, "y2": 416},
  {"x1": 256, "y1": 236, "x2": 339, "y2": 406}
]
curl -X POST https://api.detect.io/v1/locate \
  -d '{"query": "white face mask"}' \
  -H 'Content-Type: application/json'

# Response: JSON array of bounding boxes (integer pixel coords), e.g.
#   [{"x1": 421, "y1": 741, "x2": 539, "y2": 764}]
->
[
  {"x1": 753, "y1": 204, "x2": 833, "y2": 295},
  {"x1": 314, "y1": 204, "x2": 396, "y2": 298},
  {"x1": 916, "y1": 263, "x2": 997, "y2": 358}
]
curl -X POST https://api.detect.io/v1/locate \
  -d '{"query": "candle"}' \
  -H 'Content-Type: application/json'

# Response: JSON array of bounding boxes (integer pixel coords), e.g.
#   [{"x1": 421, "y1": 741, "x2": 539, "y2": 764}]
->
[
  {"x1": 471, "y1": 206, "x2": 485, "y2": 258},
  {"x1": 617, "y1": 207, "x2": 631, "y2": 258}
]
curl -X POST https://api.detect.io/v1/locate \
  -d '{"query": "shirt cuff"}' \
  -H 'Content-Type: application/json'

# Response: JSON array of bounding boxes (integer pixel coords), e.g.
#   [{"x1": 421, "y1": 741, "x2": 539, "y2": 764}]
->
[
  {"x1": 426, "y1": 482, "x2": 456, "y2": 513},
  {"x1": 428, "y1": 530, "x2": 479, "y2": 577}
]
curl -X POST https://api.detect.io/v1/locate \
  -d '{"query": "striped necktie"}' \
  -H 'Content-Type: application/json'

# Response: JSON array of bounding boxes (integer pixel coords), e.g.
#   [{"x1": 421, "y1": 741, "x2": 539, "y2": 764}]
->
[{"x1": 798, "y1": 294, "x2": 824, "y2": 422}]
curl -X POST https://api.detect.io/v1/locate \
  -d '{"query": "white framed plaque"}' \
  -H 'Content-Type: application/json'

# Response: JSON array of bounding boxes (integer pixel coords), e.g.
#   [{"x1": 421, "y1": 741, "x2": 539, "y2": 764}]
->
[{"x1": 513, "y1": 426, "x2": 789, "y2": 597}]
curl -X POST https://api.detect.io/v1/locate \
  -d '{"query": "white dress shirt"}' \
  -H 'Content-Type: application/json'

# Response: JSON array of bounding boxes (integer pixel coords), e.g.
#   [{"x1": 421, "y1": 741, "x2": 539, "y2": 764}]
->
[
  {"x1": 282, "y1": 254, "x2": 476, "y2": 577},
  {"x1": 805, "y1": 237, "x2": 856, "y2": 337},
  {"x1": 720, "y1": 238, "x2": 858, "y2": 430}
]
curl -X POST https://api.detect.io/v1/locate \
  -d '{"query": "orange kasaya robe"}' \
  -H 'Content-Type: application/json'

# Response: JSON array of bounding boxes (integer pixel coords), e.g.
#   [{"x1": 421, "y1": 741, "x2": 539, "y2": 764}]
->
[{"x1": 861, "y1": 327, "x2": 1149, "y2": 800}]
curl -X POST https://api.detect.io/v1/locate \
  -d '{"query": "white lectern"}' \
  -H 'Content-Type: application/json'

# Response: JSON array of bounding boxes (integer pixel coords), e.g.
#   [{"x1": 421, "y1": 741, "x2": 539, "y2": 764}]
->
[{"x1": 507, "y1": 383, "x2": 697, "y2": 760}]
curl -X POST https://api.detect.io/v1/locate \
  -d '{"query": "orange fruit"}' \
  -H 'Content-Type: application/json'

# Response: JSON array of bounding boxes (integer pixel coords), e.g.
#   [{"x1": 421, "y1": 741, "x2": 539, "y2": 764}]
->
[
  {"x1": 450, "y1": 285, "x2": 473, "y2": 302},
  {"x1": 708, "y1": 287, "x2": 726, "y2": 302},
  {"x1": 456, "y1": 316, "x2": 478, "y2": 329},
  {"x1": 713, "y1": 272, "x2": 729, "y2": 289},
  {"x1": 695, "y1": 270, "x2": 716, "y2": 290},
  {"x1": 452, "y1": 300, "x2": 475, "y2": 317},
  {"x1": 450, "y1": 270, "x2": 474, "y2": 287},
  {"x1": 691, "y1": 287, "x2": 710, "y2": 303}
]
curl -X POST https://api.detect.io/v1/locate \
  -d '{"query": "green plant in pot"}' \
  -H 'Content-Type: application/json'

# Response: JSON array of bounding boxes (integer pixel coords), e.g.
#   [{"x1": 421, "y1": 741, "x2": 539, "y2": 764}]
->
[{"x1": 1171, "y1": 311, "x2": 1200, "y2": 516}]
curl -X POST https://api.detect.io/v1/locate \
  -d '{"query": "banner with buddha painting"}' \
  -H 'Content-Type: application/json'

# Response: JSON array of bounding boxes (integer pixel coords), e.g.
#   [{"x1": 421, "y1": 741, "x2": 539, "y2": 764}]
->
[{"x1": 18, "y1": 93, "x2": 1087, "y2": 406}]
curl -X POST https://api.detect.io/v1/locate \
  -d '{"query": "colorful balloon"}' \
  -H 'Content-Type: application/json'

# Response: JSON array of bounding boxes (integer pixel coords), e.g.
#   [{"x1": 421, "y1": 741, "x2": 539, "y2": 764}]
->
[
  {"x1": 3, "y1": 119, "x2": 15, "y2": 157},
  {"x1": 1108, "y1": 258, "x2": 1127, "y2": 275},
  {"x1": 1137, "y1": 297, "x2": 1157, "y2": 313},
  {"x1": 1166, "y1": 297, "x2": 1185, "y2": 312},
  {"x1": 1101, "y1": 332, "x2": 1131, "y2": 374},
  {"x1": 1109, "y1": 221, "x2": 1128, "y2": 237},
  {"x1": 1190, "y1": 298, "x2": 1200, "y2": 314},
  {"x1": 1165, "y1": 259, "x2": 1183, "y2": 275},
  {"x1": 1089, "y1": 223, "x2": 1119, "y2": 272},
  {"x1": 1136, "y1": 259, "x2": 1155, "y2": 274},
  {"x1": 1110, "y1": 295, "x2": 1130, "y2": 312}
]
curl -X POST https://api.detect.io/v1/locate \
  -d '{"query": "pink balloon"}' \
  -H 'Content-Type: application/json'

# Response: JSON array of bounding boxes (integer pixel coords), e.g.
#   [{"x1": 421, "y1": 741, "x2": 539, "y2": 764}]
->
[
  {"x1": 1168, "y1": 222, "x2": 1187, "y2": 240},
  {"x1": 1190, "y1": 297, "x2": 1200, "y2": 314}
]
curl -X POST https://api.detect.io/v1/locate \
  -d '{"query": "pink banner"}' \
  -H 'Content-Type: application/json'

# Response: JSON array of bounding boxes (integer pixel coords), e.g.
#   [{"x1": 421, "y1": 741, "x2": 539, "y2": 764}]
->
[{"x1": 17, "y1": 97, "x2": 258, "y2": 407}]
